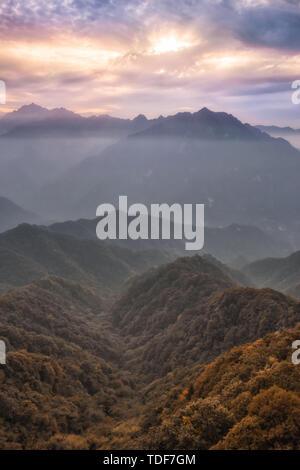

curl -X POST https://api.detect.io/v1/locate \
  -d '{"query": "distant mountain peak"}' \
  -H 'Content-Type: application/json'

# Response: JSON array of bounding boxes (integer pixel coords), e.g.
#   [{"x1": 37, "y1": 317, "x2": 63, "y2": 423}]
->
[
  {"x1": 18, "y1": 103, "x2": 46, "y2": 113},
  {"x1": 131, "y1": 106, "x2": 269, "y2": 141},
  {"x1": 51, "y1": 106, "x2": 74, "y2": 113},
  {"x1": 198, "y1": 106, "x2": 213, "y2": 114},
  {"x1": 4, "y1": 103, "x2": 48, "y2": 120},
  {"x1": 133, "y1": 114, "x2": 148, "y2": 122},
  {"x1": 0, "y1": 103, "x2": 274, "y2": 143},
  {"x1": 3, "y1": 103, "x2": 80, "y2": 121}
]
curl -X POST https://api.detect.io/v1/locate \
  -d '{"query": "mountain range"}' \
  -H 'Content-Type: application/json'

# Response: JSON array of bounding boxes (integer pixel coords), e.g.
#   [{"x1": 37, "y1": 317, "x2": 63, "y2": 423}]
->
[
  {"x1": 2, "y1": 104, "x2": 297, "y2": 143},
  {"x1": 255, "y1": 125, "x2": 300, "y2": 150},
  {"x1": 2, "y1": 104, "x2": 300, "y2": 250},
  {"x1": 1, "y1": 102, "x2": 300, "y2": 449},
  {"x1": 112, "y1": 255, "x2": 299, "y2": 378},
  {"x1": 133, "y1": 108, "x2": 269, "y2": 141},
  {"x1": 33, "y1": 108, "x2": 300, "y2": 244},
  {"x1": 0, "y1": 104, "x2": 152, "y2": 138},
  {"x1": 46, "y1": 216, "x2": 291, "y2": 267},
  {"x1": 1, "y1": 251, "x2": 300, "y2": 449},
  {"x1": 2, "y1": 104, "x2": 267, "y2": 140},
  {"x1": 0, "y1": 224, "x2": 173, "y2": 295},
  {"x1": 256, "y1": 125, "x2": 300, "y2": 136},
  {"x1": 243, "y1": 250, "x2": 300, "y2": 299}
]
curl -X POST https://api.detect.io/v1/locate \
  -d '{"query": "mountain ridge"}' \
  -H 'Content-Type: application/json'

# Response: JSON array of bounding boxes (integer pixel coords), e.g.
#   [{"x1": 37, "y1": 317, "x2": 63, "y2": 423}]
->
[
  {"x1": 0, "y1": 250, "x2": 300, "y2": 448},
  {"x1": 0, "y1": 223, "x2": 173, "y2": 295},
  {"x1": 0, "y1": 196, "x2": 39, "y2": 233},
  {"x1": 0, "y1": 104, "x2": 274, "y2": 141},
  {"x1": 111, "y1": 255, "x2": 300, "y2": 378},
  {"x1": 131, "y1": 325, "x2": 300, "y2": 450},
  {"x1": 243, "y1": 250, "x2": 300, "y2": 298},
  {"x1": 131, "y1": 107, "x2": 270, "y2": 141},
  {"x1": 46, "y1": 217, "x2": 292, "y2": 266}
]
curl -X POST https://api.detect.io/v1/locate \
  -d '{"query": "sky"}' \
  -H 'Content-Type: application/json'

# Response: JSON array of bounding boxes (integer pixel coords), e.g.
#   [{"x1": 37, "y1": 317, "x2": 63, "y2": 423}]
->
[{"x1": 0, "y1": 0, "x2": 300, "y2": 125}]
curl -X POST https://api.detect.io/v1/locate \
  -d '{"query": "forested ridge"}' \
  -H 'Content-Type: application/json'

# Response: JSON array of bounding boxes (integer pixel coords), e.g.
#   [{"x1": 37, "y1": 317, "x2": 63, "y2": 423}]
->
[
  {"x1": 0, "y1": 254, "x2": 300, "y2": 449},
  {"x1": 112, "y1": 256, "x2": 300, "y2": 378},
  {"x1": 0, "y1": 224, "x2": 172, "y2": 295},
  {"x1": 129, "y1": 326, "x2": 300, "y2": 450}
]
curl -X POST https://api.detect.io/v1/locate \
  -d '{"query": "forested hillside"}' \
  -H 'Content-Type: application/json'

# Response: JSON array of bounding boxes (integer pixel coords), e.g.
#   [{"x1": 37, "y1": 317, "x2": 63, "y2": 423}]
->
[
  {"x1": 112, "y1": 256, "x2": 300, "y2": 377},
  {"x1": 244, "y1": 250, "x2": 300, "y2": 299},
  {"x1": 0, "y1": 224, "x2": 172, "y2": 295},
  {"x1": 133, "y1": 326, "x2": 300, "y2": 450},
  {"x1": 0, "y1": 250, "x2": 300, "y2": 449},
  {"x1": 0, "y1": 277, "x2": 134, "y2": 450}
]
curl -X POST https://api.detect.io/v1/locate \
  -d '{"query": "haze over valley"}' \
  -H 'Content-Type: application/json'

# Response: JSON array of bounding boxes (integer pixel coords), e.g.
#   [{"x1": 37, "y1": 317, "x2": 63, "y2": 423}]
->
[{"x1": 1, "y1": 0, "x2": 300, "y2": 451}]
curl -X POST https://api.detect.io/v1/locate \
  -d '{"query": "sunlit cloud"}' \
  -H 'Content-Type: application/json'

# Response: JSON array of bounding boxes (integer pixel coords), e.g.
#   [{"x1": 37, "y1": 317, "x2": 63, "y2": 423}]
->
[
  {"x1": 0, "y1": 1, "x2": 299, "y2": 123},
  {"x1": 148, "y1": 33, "x2": 197, "y2": 55}
]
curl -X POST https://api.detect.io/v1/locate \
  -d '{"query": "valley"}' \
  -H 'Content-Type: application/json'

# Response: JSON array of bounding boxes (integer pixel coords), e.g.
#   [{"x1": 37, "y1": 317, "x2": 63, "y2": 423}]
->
[
  {"x1": 0, "y1": 104, "x2": 300, "y2": 450},
  {"x1": 0, "y1": 232, "x2": 299, "y2": 449}
]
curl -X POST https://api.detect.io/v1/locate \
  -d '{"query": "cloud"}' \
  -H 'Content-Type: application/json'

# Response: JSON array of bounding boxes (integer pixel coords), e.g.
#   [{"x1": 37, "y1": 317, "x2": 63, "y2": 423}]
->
[
  {"x1": 224, "y1": 2, "x2": 300, "y2": 51},
  {"x1": 0, "y1": 0, "x2": 300, "y2": 124},
  {"x1": 1, "y1": 1, "x2": 300, "y2": 50}
]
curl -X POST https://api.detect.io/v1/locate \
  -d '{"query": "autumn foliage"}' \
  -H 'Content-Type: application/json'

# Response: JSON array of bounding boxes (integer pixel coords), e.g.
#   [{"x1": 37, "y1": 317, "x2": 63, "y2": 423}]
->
[{"x1": 0, "y1": 255, "x2": 300, "y2": 449}]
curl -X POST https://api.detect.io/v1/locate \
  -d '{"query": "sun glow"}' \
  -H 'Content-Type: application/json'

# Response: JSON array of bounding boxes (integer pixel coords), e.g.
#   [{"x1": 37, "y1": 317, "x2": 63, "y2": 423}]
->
[
  {"x1": 150, "y1": 34, "x2": 194, "y2": 55},
  {"x1": 4, "y1": 40, "x2": 121, "y2": 70}
]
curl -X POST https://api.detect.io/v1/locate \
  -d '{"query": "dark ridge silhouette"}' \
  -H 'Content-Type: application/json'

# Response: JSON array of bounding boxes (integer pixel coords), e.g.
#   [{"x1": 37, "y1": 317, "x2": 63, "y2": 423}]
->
[
  {"x1": 131, "y1": 107, "x2": 270, "y2": 141},
  {"x1": 0, "y1": 103, "x2": 150, "y2": 138},
  {"x1": 35, "y1": 109, "x2": 300, "y2": 242}
]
